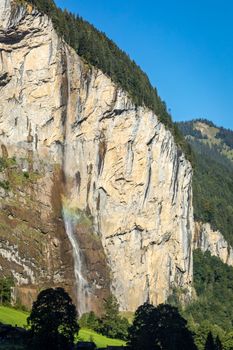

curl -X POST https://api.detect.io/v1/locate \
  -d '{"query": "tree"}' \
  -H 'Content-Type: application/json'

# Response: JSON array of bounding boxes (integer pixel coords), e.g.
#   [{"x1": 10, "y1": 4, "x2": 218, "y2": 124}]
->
[
  {"x1": 127, "y1": 303, "x2": 160, "y2": 350},
  {"x1": 128, "y1": 303, "x2": 197, "y2": 350},
  {"x1": 79, "y1": 311, "x2": 99, "y2": 331},
  {"x1": 205, "y1": 332, "x2": 216, "y2": 350},
  {"x1": 222, "y1": 331, "x2": 233, "y2": 350},
  {"x1": 156, "y1": 304, "x2": 197, "y2": 350},
  {"x1": 0, "y1": 276, "x2": 14, "y2": 305},
  {"x1": 190, "y1": 320, "x2": 224, "y2": 350},
  {"x1": 185, "y1": 250, "x2": 233, "y2": 330},
  {"x1": 27, "y1": 288, "x2": 79, "y2": 350},
  {"x1": 215, "y1": 336, "x2": 222, "y2": 350},
  {"x1": 98, "y1": 295, "x2": 129, "y2": 340}
]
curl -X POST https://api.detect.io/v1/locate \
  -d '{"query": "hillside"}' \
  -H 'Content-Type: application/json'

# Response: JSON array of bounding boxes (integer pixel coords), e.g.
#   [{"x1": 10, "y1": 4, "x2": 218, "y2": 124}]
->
[{"x1": 177, "y1": 119, "x2": 233, "y2": 246}]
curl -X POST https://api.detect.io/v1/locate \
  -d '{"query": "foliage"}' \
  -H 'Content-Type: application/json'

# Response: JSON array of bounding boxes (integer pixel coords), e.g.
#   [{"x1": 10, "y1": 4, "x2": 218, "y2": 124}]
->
[
  {"x1": 216, "y1": 127, "x2": 233, "y2": 149},
  {"x1": 215, "y1": 336, "x2": 223, "y2": 350},
  {"x1": 16, "y1": 0, "x2": 192, "y2": 162},
  {"x1": 178, "y1": 120, "x2": 207, "y2": 139},
  {"x1": 193, "y1": 153, "x2": 233, "y2": 246},
  {"x1": 177, "y1": 120, "x2": 233, "y2": 246},
  {"x1": 188, "y1": 321, "x2": 225, "y2": 350},
  {"x1": 27, "y1": 288, "x2": 79, "y2": 350},
  {"x1": 98, "y1": 295, "x2": 129, "y2": 340},
  {"x1": 0, "y1": 157, "x2": 16, "y2": 172},
  {"x1": 79, "y1": 311, "x2": 99, "y2": 330},
  {"x1": 0, "y1": 276, "x2": 14, "y2": 305},
  {"x1": 0, "y1": 180, "x2": 10, "y2": 190},
  {"x1": 127, "y1": 303, "x2": 197, "y2": 350},
  {"x1": 223, "y1": 331, "x2": 233, "y2": 350},
  {"x1": 185, "y1": 250, "x2": 233, "y2": 331},
  {"x1": 203, "y1": 332, "x2": 223, "y2": 350}
]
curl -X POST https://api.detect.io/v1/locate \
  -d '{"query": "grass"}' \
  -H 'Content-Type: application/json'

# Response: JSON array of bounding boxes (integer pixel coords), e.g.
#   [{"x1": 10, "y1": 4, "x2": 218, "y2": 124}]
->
[
  {"x1": 0, "y1": 306, "x2": 126, "y2": 348},
  {"x1": 78, "y1": 328, "x2": 126, "y2": 347},
  {"x1": 0, "y1": 306, "x2": 28, "y2": 328}
]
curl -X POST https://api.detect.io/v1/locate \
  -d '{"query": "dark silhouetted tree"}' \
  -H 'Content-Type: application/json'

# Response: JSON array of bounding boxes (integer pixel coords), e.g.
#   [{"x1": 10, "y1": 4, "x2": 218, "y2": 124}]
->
[
  {"x1": 127, "y1": 303, "x2": 160, "y2": 350},
  {"x1": 156, "y1": 304, "x2": 197, "y2": 350},
  {"x1": 27, "y1": 287, "x2": 79, "y2": 350},
  {"x1": 128, "y1": 303, "x2": 197, "y2": 350}
]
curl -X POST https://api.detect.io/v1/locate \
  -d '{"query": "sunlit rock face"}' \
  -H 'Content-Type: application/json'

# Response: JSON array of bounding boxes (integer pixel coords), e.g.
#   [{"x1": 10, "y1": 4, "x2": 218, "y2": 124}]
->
[
  {"x1": 194, "y1": 222, "x2": 233, "y2": 266},
  {"x1": 0, "y1": 1, "x2": 194, "y2": 311}
]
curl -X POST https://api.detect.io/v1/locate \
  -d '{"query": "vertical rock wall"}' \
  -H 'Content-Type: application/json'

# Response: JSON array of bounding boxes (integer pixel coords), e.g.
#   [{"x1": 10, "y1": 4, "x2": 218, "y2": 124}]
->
[
  {"x1": 194, "y1": 222, "x2": 233, "y2": 266},
  {"x1": 0, "y1": 1, "x2": 194, "y2": 311}
]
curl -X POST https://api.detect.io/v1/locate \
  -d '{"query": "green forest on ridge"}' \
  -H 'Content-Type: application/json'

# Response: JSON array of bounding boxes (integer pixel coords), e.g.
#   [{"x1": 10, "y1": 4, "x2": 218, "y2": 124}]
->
[
  {"x1": 175, "y1": 120, "x2": 233, "y2": 345},
  {"x1": 177, "y1": 119, "x2": 233, "y2": 246}
]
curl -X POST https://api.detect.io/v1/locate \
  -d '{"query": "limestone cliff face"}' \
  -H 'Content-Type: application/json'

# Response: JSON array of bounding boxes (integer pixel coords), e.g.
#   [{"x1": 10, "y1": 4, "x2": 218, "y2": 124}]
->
[
  {"x1": 0, "y1": 1, "x2": 194, "y2": 311},
  {"x1": 194, "y1": 222, "x2": 233, "y2": 266}
]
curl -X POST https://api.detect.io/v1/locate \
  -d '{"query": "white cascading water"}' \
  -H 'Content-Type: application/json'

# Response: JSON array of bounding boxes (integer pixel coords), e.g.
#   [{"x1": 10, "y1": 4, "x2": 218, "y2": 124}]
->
[
  {"x1": 62, "y1": 48, "x2": 91, "y2": 316},
  {"x1": 63, "y1": 208, "x2": 91, "y2": 316}
]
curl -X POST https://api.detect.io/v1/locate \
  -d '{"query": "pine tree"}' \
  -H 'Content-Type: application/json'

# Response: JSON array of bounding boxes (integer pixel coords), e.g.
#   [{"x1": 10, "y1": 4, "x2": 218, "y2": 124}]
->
[
  {"x1": 205, "y1": 332, "x2": 216, "y2": 350},
  {"x1": 215, "y1": 336, "x2": 223, "y2": 350}
]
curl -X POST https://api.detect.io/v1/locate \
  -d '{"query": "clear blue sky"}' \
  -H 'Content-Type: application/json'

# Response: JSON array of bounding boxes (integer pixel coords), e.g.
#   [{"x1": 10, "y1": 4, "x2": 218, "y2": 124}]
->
[{"x1": 55, "y1": 0, "x2": 233, "y2": 130}]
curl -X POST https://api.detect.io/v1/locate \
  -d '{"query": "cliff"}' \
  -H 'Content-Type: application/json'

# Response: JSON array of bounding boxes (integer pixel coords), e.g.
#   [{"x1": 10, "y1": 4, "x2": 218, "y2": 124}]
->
[
  {"x1": 0, "y1": 0, "x2": 194, "y2": 312},
  {"x1": 194, "y1": 222, "x2": 233, "y2": 266}
]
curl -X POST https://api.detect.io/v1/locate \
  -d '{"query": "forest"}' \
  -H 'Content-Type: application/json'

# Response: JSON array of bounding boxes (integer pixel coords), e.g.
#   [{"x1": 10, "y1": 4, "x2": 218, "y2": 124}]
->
[{"x1": 178, "y1": 120, "x2": 233, "y2": 246}]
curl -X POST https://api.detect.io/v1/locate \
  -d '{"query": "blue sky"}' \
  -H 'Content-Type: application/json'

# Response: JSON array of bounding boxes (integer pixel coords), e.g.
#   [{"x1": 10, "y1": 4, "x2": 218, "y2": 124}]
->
[{"x1": 55, "y1": 0, "x2": 233, "y2": 129}]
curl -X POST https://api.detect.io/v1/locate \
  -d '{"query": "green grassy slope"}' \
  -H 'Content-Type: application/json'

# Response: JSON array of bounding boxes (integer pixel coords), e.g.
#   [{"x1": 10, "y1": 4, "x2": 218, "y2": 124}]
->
[
  {"x1": 0, "y1": 306, "x2": 126, "y2": 348},
  {"x1": 78, "y1": 329, "x2": 125, "y2": 347},
  {"x1": 0, "y1": 306, "x2": 28, "y2": 328}
]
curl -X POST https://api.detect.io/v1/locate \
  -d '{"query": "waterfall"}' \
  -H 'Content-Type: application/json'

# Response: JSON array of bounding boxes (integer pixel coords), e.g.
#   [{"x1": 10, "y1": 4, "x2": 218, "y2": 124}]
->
[
  {"x1": 63, "y1": 207, "x2": 91, "y2": 316},
  {"x1": 62, "y1": 48, "x2": 91, "y2": 316}
]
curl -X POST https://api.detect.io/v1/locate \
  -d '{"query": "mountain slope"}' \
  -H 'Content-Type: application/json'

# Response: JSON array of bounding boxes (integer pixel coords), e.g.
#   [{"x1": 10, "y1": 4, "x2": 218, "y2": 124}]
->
[{"x1": 177, "y1": 119, "x2": 233, "y2": 246}]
